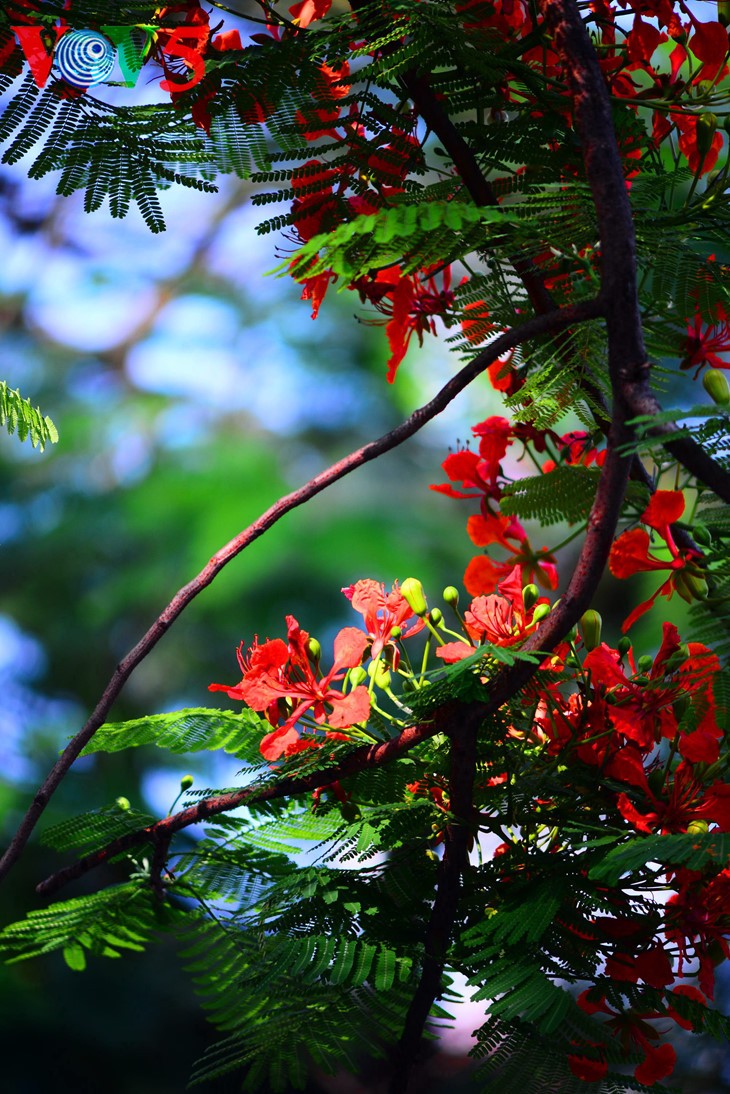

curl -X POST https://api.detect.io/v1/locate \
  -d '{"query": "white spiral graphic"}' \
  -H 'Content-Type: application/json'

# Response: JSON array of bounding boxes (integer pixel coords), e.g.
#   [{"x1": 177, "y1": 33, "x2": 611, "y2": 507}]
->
[{"x1": 54, "y1": 30, "x2": 115, "y2": 88}]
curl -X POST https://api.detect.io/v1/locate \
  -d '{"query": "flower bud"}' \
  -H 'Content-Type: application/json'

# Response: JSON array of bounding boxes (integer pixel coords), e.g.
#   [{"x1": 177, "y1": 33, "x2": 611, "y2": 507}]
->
[
  {"x1": 116, "y1": 796, "x2": 131, "y2": 811},
  {"x1": 429, "y1": 608, "x2": 443, "y2": 626},
  {"x1": 633, "y1": 674, "x2": 650, "y2": 686},
  {"x1": 306, "y1": 637, "x2": 322, "y2": 664},
  {"x1": 368, "y1": 659, "x2": 391, "y2": 688},
  {"x1": 180, "y1": 774, "x2": 194, "y2": 791},
  {"x1": 703, "y1": 368, "x2": 730, "y2": 406},
  {"x1": 390, "y1": 625, "x2": 402, "y2": 639},
  {"x1": 523, "y1": 583, "x2": 540, "y2": 610},
  {"x1": 579, "y1": 609, "x2": 602, "y2": 652},
  {"x1": 675, "y1": 568, "x2": 709, "y2": 603},
  {"x1": 617, "y1": 637, "x2": 632, "y2": 658},
  {"x1": 696, "y1": 113, "x2": 718, "y2": 164},
  {"x1": 442, "y1": 586, "x2": 460, "y2": 607},
  {"x1": 692, "y1": 522, "x2": 712, "y2": 546},
  {"x1": 400, "y1": 577, "x2": 428, "y2": 617},
  {"x1": 349, "y1": 665, "x2": 367, "y2": 687},
  {"x1": 532, "y1": 602, "x2": 551, "y2": 624},
  {"x1": 687, "y1": 819, "x2": 709, "y2": 835},
  {"x1": 637, "y1": 655, "x2": 653, "y2": 673}
]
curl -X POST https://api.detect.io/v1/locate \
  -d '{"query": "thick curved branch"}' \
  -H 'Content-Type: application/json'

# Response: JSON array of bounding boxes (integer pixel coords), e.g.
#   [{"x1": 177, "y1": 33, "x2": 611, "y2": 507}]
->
[{"x1": 0, "y1": 297, "x2": 602, "y2": 886}]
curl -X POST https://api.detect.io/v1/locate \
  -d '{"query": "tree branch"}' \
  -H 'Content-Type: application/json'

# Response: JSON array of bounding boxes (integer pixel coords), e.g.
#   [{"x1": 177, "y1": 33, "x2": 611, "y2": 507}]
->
[
  {"x1": 625, "y1": 389, "x2": 730, "y2": 504},
  {"x1": 389, "y1": 707, "x2": 480, "y2": 1093},
  {"x1": 0, "y1": 296, "x2": 602, "y2": 888},
  {"x1": 36, "y1": 719, "x2": 445, "y2": 896}
]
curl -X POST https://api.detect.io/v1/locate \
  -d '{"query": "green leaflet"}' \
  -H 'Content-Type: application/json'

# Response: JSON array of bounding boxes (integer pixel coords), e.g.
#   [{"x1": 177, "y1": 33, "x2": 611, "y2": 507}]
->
[
  {"x1": 0, "y1": 380, "x2": 58, "y2": 450},
  {"x1": 501, "y1": 466, "x2": 649, "y2": 527},
  {"x1": 282, "y1": 202, "x2": 531, "y2": 284},
  {"x1": 79, "y1": 707, "x2": 268, "y2": 759},
  {"x1": 0, "y1": 882, "x2": 172, "y2": 964},
  {"x1": 589, "y1": 831, "x2": 730, "y2": 883}
]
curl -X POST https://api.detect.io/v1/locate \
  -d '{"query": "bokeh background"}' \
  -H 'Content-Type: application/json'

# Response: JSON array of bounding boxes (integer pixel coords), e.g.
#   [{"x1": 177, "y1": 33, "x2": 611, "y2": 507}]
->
[{"x1": 0, "y1": 24, "x2": 729, "y2": 1092}]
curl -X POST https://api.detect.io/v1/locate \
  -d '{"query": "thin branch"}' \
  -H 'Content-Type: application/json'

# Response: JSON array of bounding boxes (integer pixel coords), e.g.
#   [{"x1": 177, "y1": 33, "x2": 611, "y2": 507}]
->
[
  {"x1": 0, "y1": 295, "x2": 601, "y2": 887},
  {"x1": 389, "y1": 708, "x2": 480, "y2": 1093},
  {"x1": 37, "y1": 719, "x2": 448, "y2": 896},
  {"x1": 626, "y1": 389, "x2": 730, "y2": 504}
]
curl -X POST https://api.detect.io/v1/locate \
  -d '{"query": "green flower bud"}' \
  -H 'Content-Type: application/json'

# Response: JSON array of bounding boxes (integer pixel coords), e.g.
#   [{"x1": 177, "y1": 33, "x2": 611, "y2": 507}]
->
[
  {"x1": 532, "y1": 602, "x2": 551, "y2": 624},
  {"x1": 692, "y1": 521, "x2": 712, "y2": 546},
  {"x1": 703, "y1": 368, "x2": 730, "y2": 406},
  {"x1": 638, "y1": 655, "x2": 654, "y2": 673},
  {"x1": 675, "y1": 568, "x2": 709, "y2": 603},
  {"x1": 687, "y1": 819, "x2": 709, "y2": 835},
  {"x1": 400, "y1": 577, "x2": 428, "y2": 617},
  {"x1": 523, "y1": 583, "x2": 540, "y2": 610},
  {"x1": 306, "y1": 637, "x2": 322, "y2": 664},
  {"x1": 617, "y1": 637, "x2": 632, "y2": 658},
  {"x1": 349, "y1": 665, "x2": 367, "y2": 687},
  {"x1": 633, "y1": 674, "x2": 650, "y2": 686},
  {"x1": 390, "y1": 625, "x2": 402, "y2": 639},
  {"x1": 429, "y1": 608, "x2": 443, "y2": 626},
  {"x1": 116, "y1": 796, "x2": 131, "y2": 812},
  {"x1": 442, "y1": 586, "x2": 460, "y2": 607},
  {"x1": 368, "y1": 659, "x2": 391, "y2": 688},
  {"x1": 180, "y1": 774, "x2": 194, "y2": 791},
  {"x1": 579, "y1": 609, "x2": 602, "y2": 652},
  {"x1": 664, "y1": 645, "x2": 691, "y2": 672},
  {"x1": 696, "y1": 112, "x2": 719, "y2": 164}
]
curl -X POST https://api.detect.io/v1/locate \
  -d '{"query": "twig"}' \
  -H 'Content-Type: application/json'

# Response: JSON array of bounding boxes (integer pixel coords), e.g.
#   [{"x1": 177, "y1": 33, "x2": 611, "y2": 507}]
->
[{"x1": 626, "y1": 389, "x2": 730, "y2": 504}]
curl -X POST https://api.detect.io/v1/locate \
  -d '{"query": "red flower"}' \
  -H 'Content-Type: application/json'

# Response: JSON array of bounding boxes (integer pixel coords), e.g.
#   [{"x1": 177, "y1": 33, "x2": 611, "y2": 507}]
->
[
  {"x1": 687, "y1": 20, "x2": 730, "y2": 85},
  {"x1": 437, "y1": 565, "x2": 549, "y2": 659},
  {"x1": 464, "y1": 511, "x2": 558, "y2": 594},
  {"x1": 355, "y1": 266, "x2": 455, "y2": 382},
  {"x1": 289, "y1": 0, "x2": 334, "y2": 28},
  {"x1": 609, "y1": 491, "x2": 704, "y2": 631},
  {"x1": 665, "y1": 868, "x2": 730, "y2": 998},
  {"x1": 617, "y1": 761, "x2": 730, "y2": 835},
  {"x1": 681, "y1": 307, "x2": 730, "y2": 375},
  {"x1": 341, "y1": 579, "x2": 425, "y2": 666},
  {"x1": 431, "y1": 416, "x2": 512, "y2": 505},
  {"x1": 584, "y1": 622, "x2": 720, "y2": 760},
  {"x1": 672, "y1": 111, "x2": 724, "y2": 175},
  {"x1": 209, "y1": 616, "x2": 370, "y2": 759},
  {"x1": 576, "y1": 991, "x2": 677, "y2": 1084}
]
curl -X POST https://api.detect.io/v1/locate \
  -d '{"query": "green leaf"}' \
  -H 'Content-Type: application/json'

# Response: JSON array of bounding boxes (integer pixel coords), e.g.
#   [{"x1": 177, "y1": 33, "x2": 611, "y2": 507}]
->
[
  {"x1": 80, "y1": 707, "x2": 268, "y2": 759},
  {"x1": 0, "y1": 380, "x2": 58, "y2": 450}
]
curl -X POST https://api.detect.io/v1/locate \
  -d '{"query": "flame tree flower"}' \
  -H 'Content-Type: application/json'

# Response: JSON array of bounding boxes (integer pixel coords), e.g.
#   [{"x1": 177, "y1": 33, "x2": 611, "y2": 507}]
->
[
  {"x1": 209, "y1": 615, "x2": 370, "y2": 760},
  {"x1": 609, "y1": 490, "x2": 706, "y2": 631}
]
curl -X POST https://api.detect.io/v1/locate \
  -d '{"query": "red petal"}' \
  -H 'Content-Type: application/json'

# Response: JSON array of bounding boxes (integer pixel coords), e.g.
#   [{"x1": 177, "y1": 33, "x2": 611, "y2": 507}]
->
[
  {"x1": 333, "y1": 627, "x2": 369, "y2": 668},
  {"x1": 326, "y1": 685, "x2": 370, "y2": 728},
  {"x1": 642, "y1": 489, "x2": 685, "y2": 530},
  {"x1": 609, "y1": 527, "x2": 659, "y2": 578}
]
